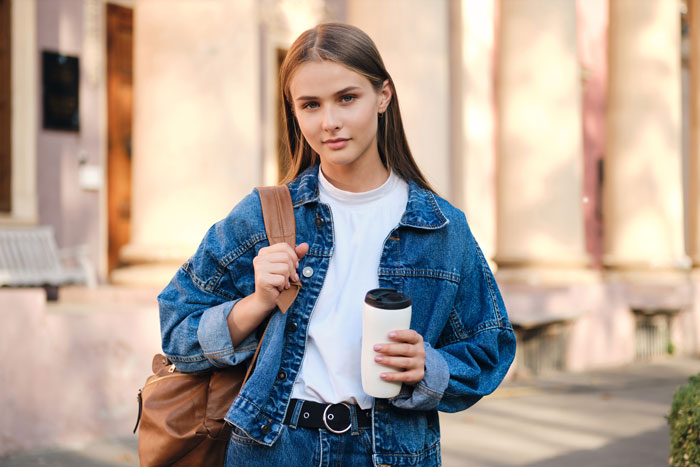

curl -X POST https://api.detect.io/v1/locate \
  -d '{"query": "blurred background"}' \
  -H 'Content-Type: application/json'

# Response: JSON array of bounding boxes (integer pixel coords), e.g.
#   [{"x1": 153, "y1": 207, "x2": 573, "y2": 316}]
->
[{"x1": 0, "y1": 0, "x2": 699, "y2": 464}]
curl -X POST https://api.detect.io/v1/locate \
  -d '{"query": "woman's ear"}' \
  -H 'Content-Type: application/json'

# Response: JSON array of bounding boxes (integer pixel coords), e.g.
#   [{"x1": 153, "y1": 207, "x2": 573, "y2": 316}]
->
[{"x1": 378, "y1": 79, "x2": 392, "y2": 113}]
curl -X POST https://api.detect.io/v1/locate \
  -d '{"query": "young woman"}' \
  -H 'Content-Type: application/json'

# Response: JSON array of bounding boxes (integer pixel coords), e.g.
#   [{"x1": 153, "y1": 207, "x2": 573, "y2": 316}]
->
[{"x1": 158, "y1": 22, "x2": 516, "y2": 467}]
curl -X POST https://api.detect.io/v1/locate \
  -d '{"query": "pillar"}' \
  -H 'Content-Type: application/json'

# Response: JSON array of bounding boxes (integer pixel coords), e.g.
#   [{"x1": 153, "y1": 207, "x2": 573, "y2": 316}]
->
[
  {"x1": 604, "y1": 0, "x2": 687, "y2": 278},
  {"x1": 495, "y1": 0, "x2": 589, "y2": 282},
  {"x1": 458, "y1": 0, "x2": 498, "y2": 263},
  {"x1": 689, "y1": 0, "x2": 700, "y2": 267}
]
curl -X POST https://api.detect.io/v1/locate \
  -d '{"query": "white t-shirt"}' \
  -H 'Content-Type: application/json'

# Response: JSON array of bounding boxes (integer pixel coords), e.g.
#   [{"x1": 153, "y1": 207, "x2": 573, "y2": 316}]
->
[{"x1": 290, "y1": 169, "x2": 409, "y2": 409}]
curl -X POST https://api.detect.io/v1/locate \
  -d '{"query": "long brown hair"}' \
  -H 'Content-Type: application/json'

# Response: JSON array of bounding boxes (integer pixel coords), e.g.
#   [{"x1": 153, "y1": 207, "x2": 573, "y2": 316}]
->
[{"x1": 279, "y1": 22, "x2": 433, "y2": 192}]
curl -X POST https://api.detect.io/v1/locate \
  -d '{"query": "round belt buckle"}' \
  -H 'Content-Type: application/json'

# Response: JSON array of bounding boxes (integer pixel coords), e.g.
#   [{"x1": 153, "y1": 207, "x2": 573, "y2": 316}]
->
[{"x1": 322, "y1": 403, "x2": 352, "y2": 434}]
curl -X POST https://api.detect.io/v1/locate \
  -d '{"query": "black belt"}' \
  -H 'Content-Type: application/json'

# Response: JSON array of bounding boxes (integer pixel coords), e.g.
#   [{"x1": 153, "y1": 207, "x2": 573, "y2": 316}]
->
[{"x1": 284, "y1": 399, "x2": 372, "y2": 434}]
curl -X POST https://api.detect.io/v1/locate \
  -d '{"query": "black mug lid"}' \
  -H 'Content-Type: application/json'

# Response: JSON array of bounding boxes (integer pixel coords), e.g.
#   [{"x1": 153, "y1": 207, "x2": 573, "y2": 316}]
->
[{"x1": 364, "y1": 288, "x2": 411, "y2": 310}]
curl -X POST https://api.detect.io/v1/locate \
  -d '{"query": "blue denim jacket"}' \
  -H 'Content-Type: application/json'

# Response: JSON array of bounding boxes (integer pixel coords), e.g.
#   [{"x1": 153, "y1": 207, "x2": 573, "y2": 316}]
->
[{"x1": 158, "y1": 164, "x2": 515, "y2": 466}]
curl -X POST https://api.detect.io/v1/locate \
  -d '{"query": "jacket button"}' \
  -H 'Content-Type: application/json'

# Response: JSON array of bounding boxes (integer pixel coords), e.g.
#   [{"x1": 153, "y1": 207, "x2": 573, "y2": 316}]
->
[
  {"x1": 277, "y1": 370, "x2": 287, "y2": 381},
  {"x1": 302, "y1": 266, "x2": 314, "y2": 278},
  {"x1": 261, "y1": 424, "x2": 271, "y2": 434},
  {"x1": 286, "y1": 322, "x2": 298, "y2": 332},
  {"x1": 315, "y1": 217, "x2": 323, "y2": 227}
]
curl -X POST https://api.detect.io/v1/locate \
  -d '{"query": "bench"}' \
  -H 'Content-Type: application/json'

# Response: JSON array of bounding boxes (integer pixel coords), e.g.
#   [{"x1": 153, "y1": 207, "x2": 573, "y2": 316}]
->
[{"x1": 0, "y1": 226, "x2": 96, "y2": 295}]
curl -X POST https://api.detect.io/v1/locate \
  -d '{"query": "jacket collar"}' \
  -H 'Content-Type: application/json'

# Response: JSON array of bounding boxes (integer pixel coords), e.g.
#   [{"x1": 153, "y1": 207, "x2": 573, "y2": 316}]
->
[{"x1": 287, "y1": 164, "x2": 449, "y2": 230}]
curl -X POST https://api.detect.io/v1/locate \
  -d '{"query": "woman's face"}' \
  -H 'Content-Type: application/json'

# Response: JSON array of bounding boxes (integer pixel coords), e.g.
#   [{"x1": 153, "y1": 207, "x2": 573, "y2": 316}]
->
[{"x1": 289, "y1": 60, "x2": 391, "y2": 186}]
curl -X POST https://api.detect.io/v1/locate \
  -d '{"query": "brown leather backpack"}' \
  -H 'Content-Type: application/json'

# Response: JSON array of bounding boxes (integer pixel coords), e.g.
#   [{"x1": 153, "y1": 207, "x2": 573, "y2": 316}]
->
[{"x1": 135, "y1": 185, "x2": 300, "y2": 466}]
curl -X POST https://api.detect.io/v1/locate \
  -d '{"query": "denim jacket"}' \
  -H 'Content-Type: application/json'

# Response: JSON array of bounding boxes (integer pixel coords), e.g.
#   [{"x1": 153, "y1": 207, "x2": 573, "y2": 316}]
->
[{"x1": 158, "y1": 164, "x2": 516, "y2": 466}]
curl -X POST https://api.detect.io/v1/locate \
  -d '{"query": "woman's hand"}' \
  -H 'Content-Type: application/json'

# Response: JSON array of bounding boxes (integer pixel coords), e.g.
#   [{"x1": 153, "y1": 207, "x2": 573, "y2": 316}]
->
[
  {"x1": 252, "y1": 242, "x2": 309, "y2": 312},
  {"x1": 228, "y1": 242, "x2": 308, "y2": 346},
  {"x1": 373, "y1": 330, "x2": 426, "y2": 385}
]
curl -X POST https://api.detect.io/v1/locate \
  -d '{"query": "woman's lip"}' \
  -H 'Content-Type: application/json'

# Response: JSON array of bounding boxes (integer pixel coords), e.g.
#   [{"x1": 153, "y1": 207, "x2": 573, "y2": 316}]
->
[{"x1": 325, "y1": 138, "x2": 349, "y2": 150}]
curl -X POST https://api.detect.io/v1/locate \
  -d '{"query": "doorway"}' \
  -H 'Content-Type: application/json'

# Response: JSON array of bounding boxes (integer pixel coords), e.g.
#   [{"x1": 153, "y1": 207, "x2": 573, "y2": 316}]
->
[{"x1": 106, "y1": 3, "x2": 133, "y2": 273}]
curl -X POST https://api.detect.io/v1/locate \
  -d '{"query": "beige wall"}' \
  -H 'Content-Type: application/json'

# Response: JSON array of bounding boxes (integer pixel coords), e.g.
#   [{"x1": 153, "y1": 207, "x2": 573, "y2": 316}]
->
[{"x1": 123, "y1": 0, "x2": 262, "y2": 267}]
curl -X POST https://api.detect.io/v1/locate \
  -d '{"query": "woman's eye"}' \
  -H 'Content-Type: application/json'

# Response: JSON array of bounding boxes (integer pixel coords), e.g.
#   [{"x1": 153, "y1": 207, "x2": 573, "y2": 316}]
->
[
  {"x1": 302, "y1": 102, "x2": 319, "y2": 110},
  {"x1": 340, "y1": 94, "x2": 356, "y2": 103}
]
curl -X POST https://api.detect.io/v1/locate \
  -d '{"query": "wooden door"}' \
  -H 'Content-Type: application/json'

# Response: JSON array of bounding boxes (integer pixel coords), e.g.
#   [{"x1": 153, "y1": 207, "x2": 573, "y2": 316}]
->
[
  {"x1": 0, "y1": 0, "x2": 11, "y2": 213},
  {"x1": 107, "y1": 3, "x2": 133, "y2": 272}
]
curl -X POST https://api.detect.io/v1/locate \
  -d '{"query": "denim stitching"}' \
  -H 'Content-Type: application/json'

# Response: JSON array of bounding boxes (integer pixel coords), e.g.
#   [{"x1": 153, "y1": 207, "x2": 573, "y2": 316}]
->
[
  {"x1": 210, "y1": 285, "x2": 236, "y2": 300},
  {"x1": 237, "y1": 395, "x2": 274, "y2": 422},
  {"x1": 464, "y1": 320, "x2": 511, "y2": 339},
  {"x1": 168, "y1": 353, "x2": 208, "y2": 363},
  {"x1": 475, "y1": 244, "x2": 503, "y2": 323},
  {"x1": 437, "y1": 308, "x2": 469, "y2": 347},
  {"x1": 414, "y1": 386, "x2": 441, "y2": 401},
  {"x1": 183, "y1": 265, "x2": 236, "y2": 302},
  {"x1": 378, "y1": 267, "x2": 460, "y2": 283},
  {"x1": 416, "y1": 382, "x2": 443, "y2": 400},
  {"x1": 377, "y1": 441, "x2": 440, "y2": 459},
  {"x1": 220, "y1": 232, "x2": 267, "y2": 268},
  {"x1": 203, "y1": 348, "x2": 236, "y2": 358},
  {"x1": 307, "y1": 247, "x2": 333, "y2": 257},
  {"x1": 427, "y1": 191, "x2": 449, "y2": 226}
]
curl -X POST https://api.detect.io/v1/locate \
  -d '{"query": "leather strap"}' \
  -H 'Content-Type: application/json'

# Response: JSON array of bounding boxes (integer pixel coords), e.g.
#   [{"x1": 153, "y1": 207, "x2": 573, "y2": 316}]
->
[
  {"x1": 242, "y1": 185, "x2": 300, "y2": 386},
  {"x1": 257, "y1": 186, "x2": 301, "y2": 313}
]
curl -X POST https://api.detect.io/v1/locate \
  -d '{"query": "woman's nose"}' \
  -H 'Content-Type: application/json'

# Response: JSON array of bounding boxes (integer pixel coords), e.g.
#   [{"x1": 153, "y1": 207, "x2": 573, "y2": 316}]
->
[{"x1": 321, "y1": 106, "x2": 341, "y2": 132}]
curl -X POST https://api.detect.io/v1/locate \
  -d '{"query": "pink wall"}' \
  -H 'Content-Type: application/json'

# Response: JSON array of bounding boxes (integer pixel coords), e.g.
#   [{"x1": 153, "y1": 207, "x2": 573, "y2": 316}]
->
[
  {"x1": 0, "y1": 288, "x2": 161, "y2": 455},
  {"x1": 36, "y1": 0, "x2": 103, "y2": 280}
]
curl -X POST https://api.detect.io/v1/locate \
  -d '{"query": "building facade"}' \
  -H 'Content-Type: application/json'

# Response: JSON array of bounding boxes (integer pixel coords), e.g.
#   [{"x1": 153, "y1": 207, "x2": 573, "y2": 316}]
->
[{"x1": 2, "y1": 0, "x2": 700, "y2": 372}]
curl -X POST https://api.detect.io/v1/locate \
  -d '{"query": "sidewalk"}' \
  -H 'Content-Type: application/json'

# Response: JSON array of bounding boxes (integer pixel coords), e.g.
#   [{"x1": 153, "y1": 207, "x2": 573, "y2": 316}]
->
[
  {"x1": 441, "y1": 356, "x2": 699, "y2": 466},
  {"x1": 0, "y1": 357, "x2": 697, "y2": 466}
]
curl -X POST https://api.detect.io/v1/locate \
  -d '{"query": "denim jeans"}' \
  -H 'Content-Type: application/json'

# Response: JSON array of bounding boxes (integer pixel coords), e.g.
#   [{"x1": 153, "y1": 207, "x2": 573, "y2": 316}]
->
[{"x1": 225, "y1": 404, "x2": 375, "y2": 467}]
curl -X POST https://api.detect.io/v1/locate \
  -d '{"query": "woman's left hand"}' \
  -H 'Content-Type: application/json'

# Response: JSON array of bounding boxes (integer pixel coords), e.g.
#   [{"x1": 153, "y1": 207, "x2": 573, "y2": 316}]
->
[{"x1": 373, "y1": 330, "x2": 426, "y2": 385}]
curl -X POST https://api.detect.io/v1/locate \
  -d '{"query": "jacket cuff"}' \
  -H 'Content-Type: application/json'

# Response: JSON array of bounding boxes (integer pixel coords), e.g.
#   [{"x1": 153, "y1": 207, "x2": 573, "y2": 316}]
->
[
  {"x1": 197, "y1": 299, "x2": 258, "y2": 368},
  {"x1": 389, "y1": 342, "x2": 450, "y2": 411}
]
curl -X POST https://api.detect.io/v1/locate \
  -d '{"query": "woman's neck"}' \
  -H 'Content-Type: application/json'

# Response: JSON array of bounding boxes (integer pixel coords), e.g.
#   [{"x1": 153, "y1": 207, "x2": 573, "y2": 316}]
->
[{"x1": 319, "y1": 158, "x2": 390, "y2": 193}]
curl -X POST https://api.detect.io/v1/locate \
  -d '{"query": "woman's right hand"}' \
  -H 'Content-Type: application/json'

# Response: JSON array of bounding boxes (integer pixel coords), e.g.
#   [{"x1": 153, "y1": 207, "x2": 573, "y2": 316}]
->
[{"x1": 251, "y1": 242, "x2": 309, "y2": 313}]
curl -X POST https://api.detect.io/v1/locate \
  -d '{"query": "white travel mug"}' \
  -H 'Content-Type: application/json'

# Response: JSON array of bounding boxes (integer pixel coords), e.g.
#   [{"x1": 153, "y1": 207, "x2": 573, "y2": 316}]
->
[{"x1": 361, "y1": 288, "x2": 412, "y2": 398}]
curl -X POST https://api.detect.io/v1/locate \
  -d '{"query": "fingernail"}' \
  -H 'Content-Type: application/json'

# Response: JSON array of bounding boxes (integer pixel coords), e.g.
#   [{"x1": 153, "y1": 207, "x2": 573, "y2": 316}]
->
[
  {"x1": 374, "y1": 344, "x2": 382, "y2": 351},
  {"x1": 380, "y1": 373, "x2": 387, "y2": 379},
  {"x1": 374, "y1": 356, "x2": 383, "y2": 362},
  {"x1": 286, "y1": 282, "x2": 290, "y2": 289},
  {"x1": 295, "y1": 261, "x2": 299, "y2": 268},
  {"x1": 388, "y1": 332, "x2": 397, "y2": 338},
  {"x1": 294, "y1": 273, "x2": 299, "y2": 282}
]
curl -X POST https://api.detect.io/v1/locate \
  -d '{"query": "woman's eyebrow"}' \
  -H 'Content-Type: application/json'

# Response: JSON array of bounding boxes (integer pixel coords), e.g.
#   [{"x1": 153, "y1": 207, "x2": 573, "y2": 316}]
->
[{"x1": 295, "y1": 86, "x2": 361, "y2": 102}]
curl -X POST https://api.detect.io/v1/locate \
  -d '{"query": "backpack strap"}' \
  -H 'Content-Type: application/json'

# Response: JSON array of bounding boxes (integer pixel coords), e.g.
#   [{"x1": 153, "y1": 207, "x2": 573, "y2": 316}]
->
[
  {"x1": 241, "y1": 185, "x2": 301, "y2": 387},
  {"x1": 257, "y1": 185, "x2": 301, "y2": 313}
]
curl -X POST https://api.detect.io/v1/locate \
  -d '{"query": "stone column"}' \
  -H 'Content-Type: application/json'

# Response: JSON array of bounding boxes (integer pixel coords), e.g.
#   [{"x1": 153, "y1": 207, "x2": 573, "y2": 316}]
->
[
  {"x1": 112, "y1": 0, "x2": 261, "y2": 285},
  {"x1": 689, "y1": 0, "x2": 700, "y2": 267},
  {"x1": 459, "y1": 0, "x2": 498, "y2": 263},
  {"x1": 495, "y1": 0, "x2": 589, "y2": 283},
  {"x1": 603, "y1": 0, "x2": 687, "y2": 278}
]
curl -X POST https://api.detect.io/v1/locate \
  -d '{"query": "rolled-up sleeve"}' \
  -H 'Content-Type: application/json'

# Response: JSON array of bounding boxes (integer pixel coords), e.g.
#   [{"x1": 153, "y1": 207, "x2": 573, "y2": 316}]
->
[
  {"x1": 390, "y1": 342, "x2": 450, "y2": 411},
  {"x1": 197, "y1": 300, "x2": 258, "y2": 368},
  {"x1": 158, "y1": 262, "x2": 260, "y2": 372},
  {"x1": 390, "y1": 225, "x2": 516, "y2": 413}
]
